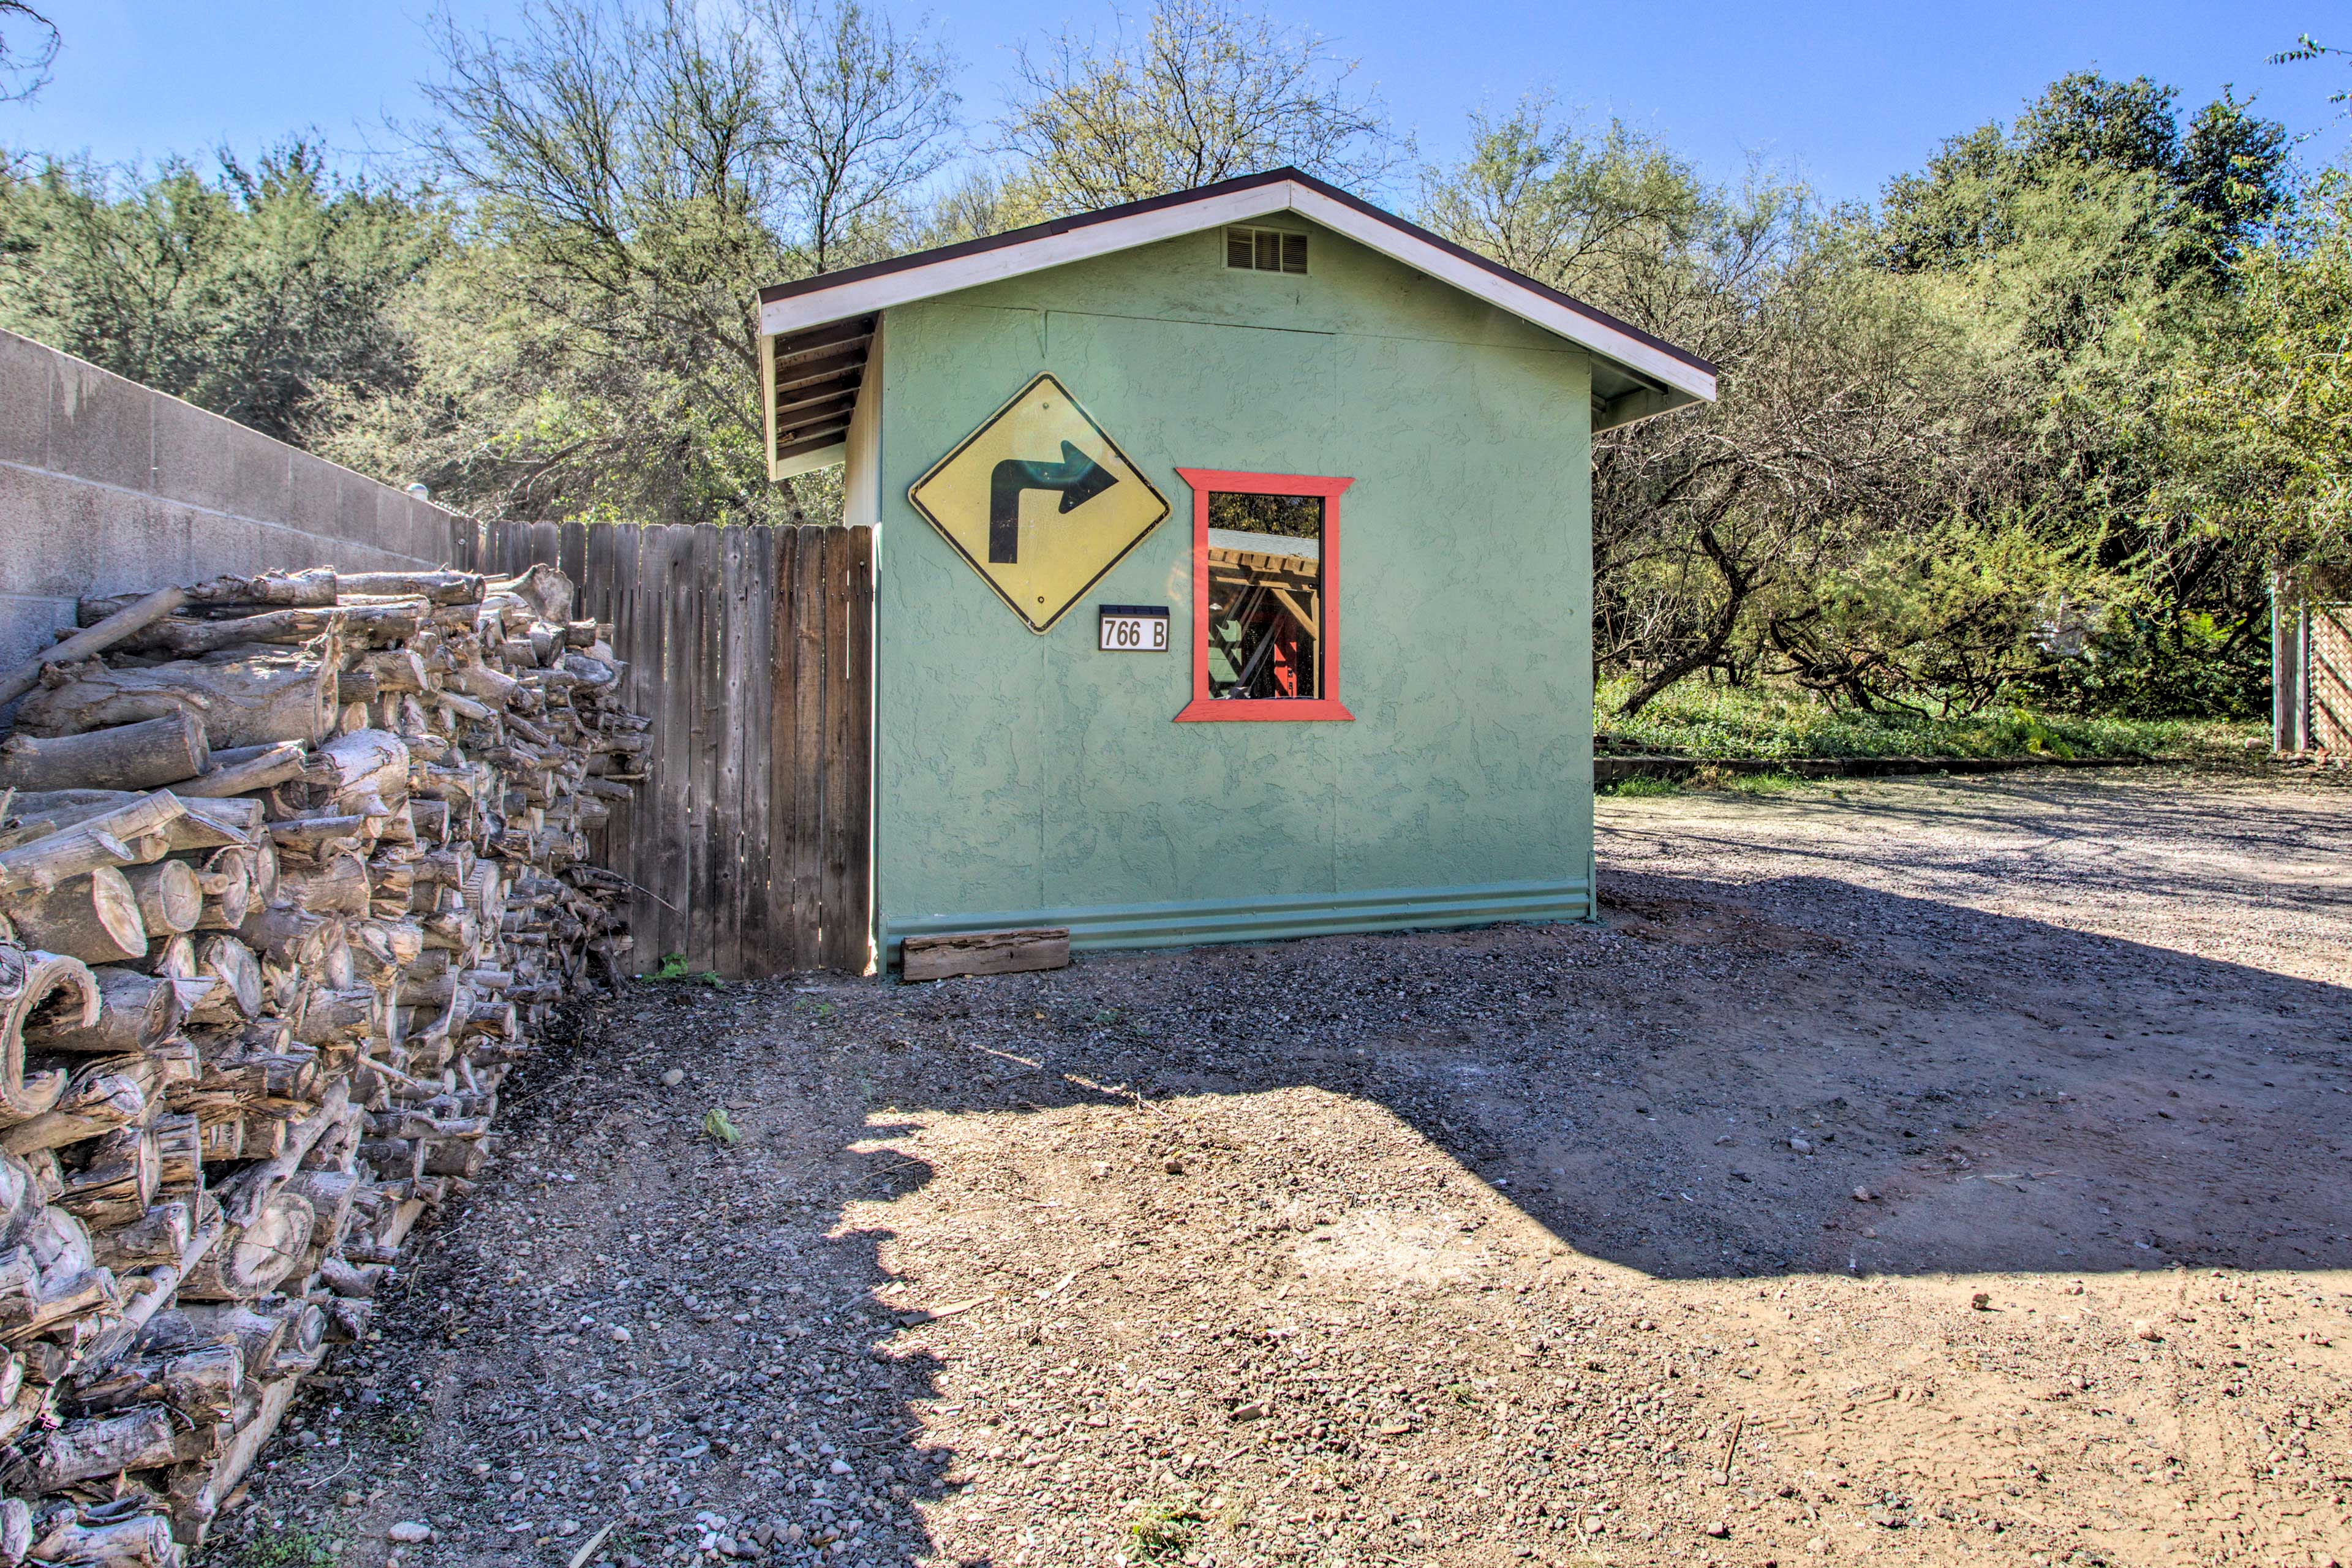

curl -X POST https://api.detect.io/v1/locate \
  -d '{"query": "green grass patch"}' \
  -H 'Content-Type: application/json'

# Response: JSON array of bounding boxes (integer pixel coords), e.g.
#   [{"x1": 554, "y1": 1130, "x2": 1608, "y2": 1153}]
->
[
  {"x1": 1601, "y1": 767, "x2": 1826, "y2": 799},
  {"x1": 652, "y1": 953, "x2": 723, "y2": 986},
  {"x1": 220, "y1": 1529, "x2": 339, "y2": 1568},
  {"x1": 1129, "y1": 1501, "x2": 1201, "y2": 1559},
  {"x1": 1707, "y1": 767, "x2": 1810, "y2": 795},
  {"x1": 1597, "y1": 773, "x2": 1686, "y2": 797},
  {"x1": 1597, "y1": 677, "x2": 2260, "y2": 763}
]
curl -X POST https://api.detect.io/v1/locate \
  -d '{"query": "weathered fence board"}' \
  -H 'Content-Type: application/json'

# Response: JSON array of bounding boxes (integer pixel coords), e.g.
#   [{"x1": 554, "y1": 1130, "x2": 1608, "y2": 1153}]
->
[{"x1": 457, "y1": 518, "x2": 873, "y2": 976}]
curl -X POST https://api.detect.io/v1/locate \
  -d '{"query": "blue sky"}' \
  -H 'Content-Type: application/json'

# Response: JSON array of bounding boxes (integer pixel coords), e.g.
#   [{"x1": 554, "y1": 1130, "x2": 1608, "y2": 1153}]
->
[{"x1": 4, "y1": 1, "x2": 2344, "y2": 205}]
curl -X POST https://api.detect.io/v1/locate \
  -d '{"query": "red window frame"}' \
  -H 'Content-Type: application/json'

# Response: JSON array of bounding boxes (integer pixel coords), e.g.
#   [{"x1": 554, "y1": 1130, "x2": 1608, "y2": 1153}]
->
[{"x1": 1174, "y1": 467, "x2": 1355, "y2": 723}]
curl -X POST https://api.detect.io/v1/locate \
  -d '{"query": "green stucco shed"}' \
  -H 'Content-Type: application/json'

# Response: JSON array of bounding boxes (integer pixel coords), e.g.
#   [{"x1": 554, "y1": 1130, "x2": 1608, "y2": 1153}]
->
[{"x1": 755, "y1": 170, "x2": 1716, "y2": 965}]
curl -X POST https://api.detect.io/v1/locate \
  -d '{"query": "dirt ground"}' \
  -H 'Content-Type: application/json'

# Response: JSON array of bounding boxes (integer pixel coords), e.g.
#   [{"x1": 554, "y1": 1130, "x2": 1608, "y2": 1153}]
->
[{"x1": 214, "y1": 769, "x2": 2352, "y2": 1568}]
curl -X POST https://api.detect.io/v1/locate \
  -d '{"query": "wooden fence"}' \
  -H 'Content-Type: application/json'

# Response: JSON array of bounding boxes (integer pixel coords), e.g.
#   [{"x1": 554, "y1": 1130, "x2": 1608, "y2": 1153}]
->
[{"x1": 450, "y1": 520, "x2": 874, "y2": 977}]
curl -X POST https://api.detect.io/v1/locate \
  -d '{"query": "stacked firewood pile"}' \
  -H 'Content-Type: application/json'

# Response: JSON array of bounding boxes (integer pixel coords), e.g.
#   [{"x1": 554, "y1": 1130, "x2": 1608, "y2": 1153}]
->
[{"x1": 0, "y1": 565, "x2": 644, "y2": 1562}]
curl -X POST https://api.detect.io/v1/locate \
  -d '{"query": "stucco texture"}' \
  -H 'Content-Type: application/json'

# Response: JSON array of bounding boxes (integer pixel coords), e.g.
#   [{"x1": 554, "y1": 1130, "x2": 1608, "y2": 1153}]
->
[{"x1": 873, "y1": 216, "x2": 1595, "y2": 954}]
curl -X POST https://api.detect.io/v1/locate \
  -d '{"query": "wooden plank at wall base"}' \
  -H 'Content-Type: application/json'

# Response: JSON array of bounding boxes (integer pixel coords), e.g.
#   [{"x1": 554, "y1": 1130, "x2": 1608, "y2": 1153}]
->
[
  {"x1": 788, "y1": 526, "x2": 827, "y2": 971},
  {"x1": 901, "y1": 929, "x2": 1072, "y2": 982}
]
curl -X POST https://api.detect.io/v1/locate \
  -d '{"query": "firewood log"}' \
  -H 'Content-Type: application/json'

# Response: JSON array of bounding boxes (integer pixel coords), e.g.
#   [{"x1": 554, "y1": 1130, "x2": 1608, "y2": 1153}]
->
[
  {"x1": 3, "y1": 794, "x2": 252, "y2": 861},
  {"x1": 59, "y1": 1344, "x2": 238, "y2": 1434},
  {"x1": 281, "y1": 1170, "x2": 358, "y2": 1251},
  {"x1": 0, "y1": 715, "x2": 208, "y2": 795},
  {"x1": 0, "y1": 793, "x2": 186, "y2": 897},
  {"x1": 111, "y1": 608, "x2": 335, "y2": 658},
  {"x1": 2, "y1": 1407, "x2": 194, "y2": 1492},
  {"x1": 186, "y1": 937, "x2": 261, "y2": 1024},
  {"x1": 55, "y1": 1126, "x2": 158, "y2": 1231},
  {"x1": 0, "y1": 1247, "x2": 116, "y2": 1345},
  {"x1": 150, "y1": 1118, "x2": 198, "y2": 1197},
  {"x1": 1, "y1": 947, "x2": 97, "y2": 1046},
  {"x1": 24, "y1": 1503, "x2": 179, "y2": 1568},
  {"x1": 0, "y1": 1066, "x2": 146, "y2": 1155},
  {"x1": 316, "y1": 1258, "x2": 383, "y2": 1301},
  {"x1": 173, "y1": 741, "x2": 308, "y2": 803},
  {"x1": 19, "y1": 966, "x2": 175, "y2": 1057},
  {"x1": 5, "y1": 869, "x2": 147, "y2": 965},
  {"x1": 88, "y1": 1200, "x2": 195, "y2": 1273},
  {"x1": 262, "y1": 816, "x2": 368, "y2": 858},
  {"x1": 12, "y1": 643, "x2": 339, "y2": 752},
  {"x1": 268, "y1": 852, "x2": 369, "y2": 919},
  {"x1": 289, "y1": 989, "x2": 370, "y2": 1048},
  {"x1": 335, "y1": 650, "x2": 431, "y2": 706},
  {"x1": 4, "y1": 870, "x2": 148, "y2": 968},
  {"x1": 311, "y1": 729, "x2": 408, "y2": 807},
  {"x1": 419, "y1": 1137, "x2": 484, "y2": 1178},
  {"x1": 80, "y1": 570, "x2": 339, "y2": 625},
  {"x1": 119, "y1": 861, "x2": 201, "y2": 938},
  {"x1": 187, "y1": 848, "x2": 252, "y2": 932},
  {"x1": 233, "y1": 907, "x2": 340, "y2": 971},
  {"x1": 337, "y1": 570, "x2": 483, "y2": 605},
  {"x1": 175, "y1": 1191, "x2": 312, "y2": 1303},
  {"x1": 486, "y1": 564, "x2": 570, "y2": 620}
]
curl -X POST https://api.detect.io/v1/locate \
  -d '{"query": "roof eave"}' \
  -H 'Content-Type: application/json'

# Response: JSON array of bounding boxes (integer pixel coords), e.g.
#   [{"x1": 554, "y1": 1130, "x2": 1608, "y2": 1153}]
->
[
  {"x1": 757, "y1": 172, "x2": 1717, "y2": 409},
  {"x1": 1593, "y1": 385, "x2": 1705, "y2": 433}
]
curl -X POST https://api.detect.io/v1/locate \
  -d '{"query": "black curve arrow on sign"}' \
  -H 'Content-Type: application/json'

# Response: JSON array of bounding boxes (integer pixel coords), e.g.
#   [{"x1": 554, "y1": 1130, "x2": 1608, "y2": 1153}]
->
[{"x1": 988, "y1": 442, "x2": 1120, "y2": 564}]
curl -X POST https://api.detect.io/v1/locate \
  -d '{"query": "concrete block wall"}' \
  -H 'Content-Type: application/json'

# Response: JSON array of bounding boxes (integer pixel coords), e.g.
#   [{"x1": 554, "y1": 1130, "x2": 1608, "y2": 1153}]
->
[{"x1": 0, "y1": 328, "x2": 471, "y2": 672}]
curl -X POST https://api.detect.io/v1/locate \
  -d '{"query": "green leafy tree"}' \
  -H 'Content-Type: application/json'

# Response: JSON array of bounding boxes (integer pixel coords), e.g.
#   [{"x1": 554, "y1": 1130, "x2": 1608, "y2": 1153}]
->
[
  {"x1": 2161, "y1": 170, "x2": 2352, "y2": 591},
  {"x1": 1423, "y1": 103, "x2": 2002, "y2": 715},
  {"x1": 1880, "y1": 73, "x2": 2290, "y2": 276},
  {"x1": 0, "y1": 140, "x2": 439, "y2": 442}
]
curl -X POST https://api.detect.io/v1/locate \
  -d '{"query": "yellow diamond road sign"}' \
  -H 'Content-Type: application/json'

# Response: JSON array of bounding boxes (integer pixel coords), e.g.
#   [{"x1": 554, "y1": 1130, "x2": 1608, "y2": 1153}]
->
[{"x1": 907, "y1": 373, "x2": 1170, "y2": 634}]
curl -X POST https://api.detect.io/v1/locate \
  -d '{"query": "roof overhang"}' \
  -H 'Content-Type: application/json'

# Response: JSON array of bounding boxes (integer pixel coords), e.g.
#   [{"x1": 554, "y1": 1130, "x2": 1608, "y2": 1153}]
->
[{"x1": 758, "y1": 169, "x2": 1717, "y2": 473}]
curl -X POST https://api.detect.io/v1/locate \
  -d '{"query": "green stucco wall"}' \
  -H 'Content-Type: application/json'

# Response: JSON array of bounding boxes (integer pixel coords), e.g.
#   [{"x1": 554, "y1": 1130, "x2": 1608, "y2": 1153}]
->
[{"x1": 872, "y1": 214, "x2": 1596, "y2": 956}]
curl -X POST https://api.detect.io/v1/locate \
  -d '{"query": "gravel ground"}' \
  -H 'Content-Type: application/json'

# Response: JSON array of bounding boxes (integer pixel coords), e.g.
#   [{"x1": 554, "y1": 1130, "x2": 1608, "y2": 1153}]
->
[{"x1": 211, "y1": 769, "x2": 2352, "y2": 1568}]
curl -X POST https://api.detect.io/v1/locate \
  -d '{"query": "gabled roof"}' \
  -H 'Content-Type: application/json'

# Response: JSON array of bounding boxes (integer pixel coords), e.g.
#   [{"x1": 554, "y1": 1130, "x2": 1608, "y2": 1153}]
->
[{"x1": 756, "y1": 168, "x2": 1716, "y2": 475}]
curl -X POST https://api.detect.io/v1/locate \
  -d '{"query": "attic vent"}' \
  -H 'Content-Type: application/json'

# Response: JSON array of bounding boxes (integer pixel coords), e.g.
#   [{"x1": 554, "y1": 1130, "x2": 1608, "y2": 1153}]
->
[{"x1": 1226, "y1": 227, "x2": 1306, "y2": 274}]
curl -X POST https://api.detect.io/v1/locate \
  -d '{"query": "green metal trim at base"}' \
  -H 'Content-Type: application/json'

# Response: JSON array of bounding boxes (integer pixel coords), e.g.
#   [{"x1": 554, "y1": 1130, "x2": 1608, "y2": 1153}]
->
[{"x1": 882, "y1": 877, "x2": 1593, "y2": 961}]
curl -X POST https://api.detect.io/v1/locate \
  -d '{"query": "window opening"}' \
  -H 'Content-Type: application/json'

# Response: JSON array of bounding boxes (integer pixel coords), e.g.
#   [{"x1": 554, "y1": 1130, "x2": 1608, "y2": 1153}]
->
[
  {"x1": 1224, "y1": 227, "x2": 1308, "y2": 274},
  {"x1": 1206, "y1": 492, "x2": 1322, "y2": 699},
  {"x1": 1174, "y1": 469, "x2": 1353, "y2": 723}
]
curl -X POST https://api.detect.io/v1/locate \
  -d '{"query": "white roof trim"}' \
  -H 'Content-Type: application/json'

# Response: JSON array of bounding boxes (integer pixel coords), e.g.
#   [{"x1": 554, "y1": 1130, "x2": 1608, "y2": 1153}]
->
[
  {"x1": 758, "y1": 179, "x2": 1717, "y2": 407},
  {"x1": 1282, "y1": 187, "x2": 1714, "y2": 403}
]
